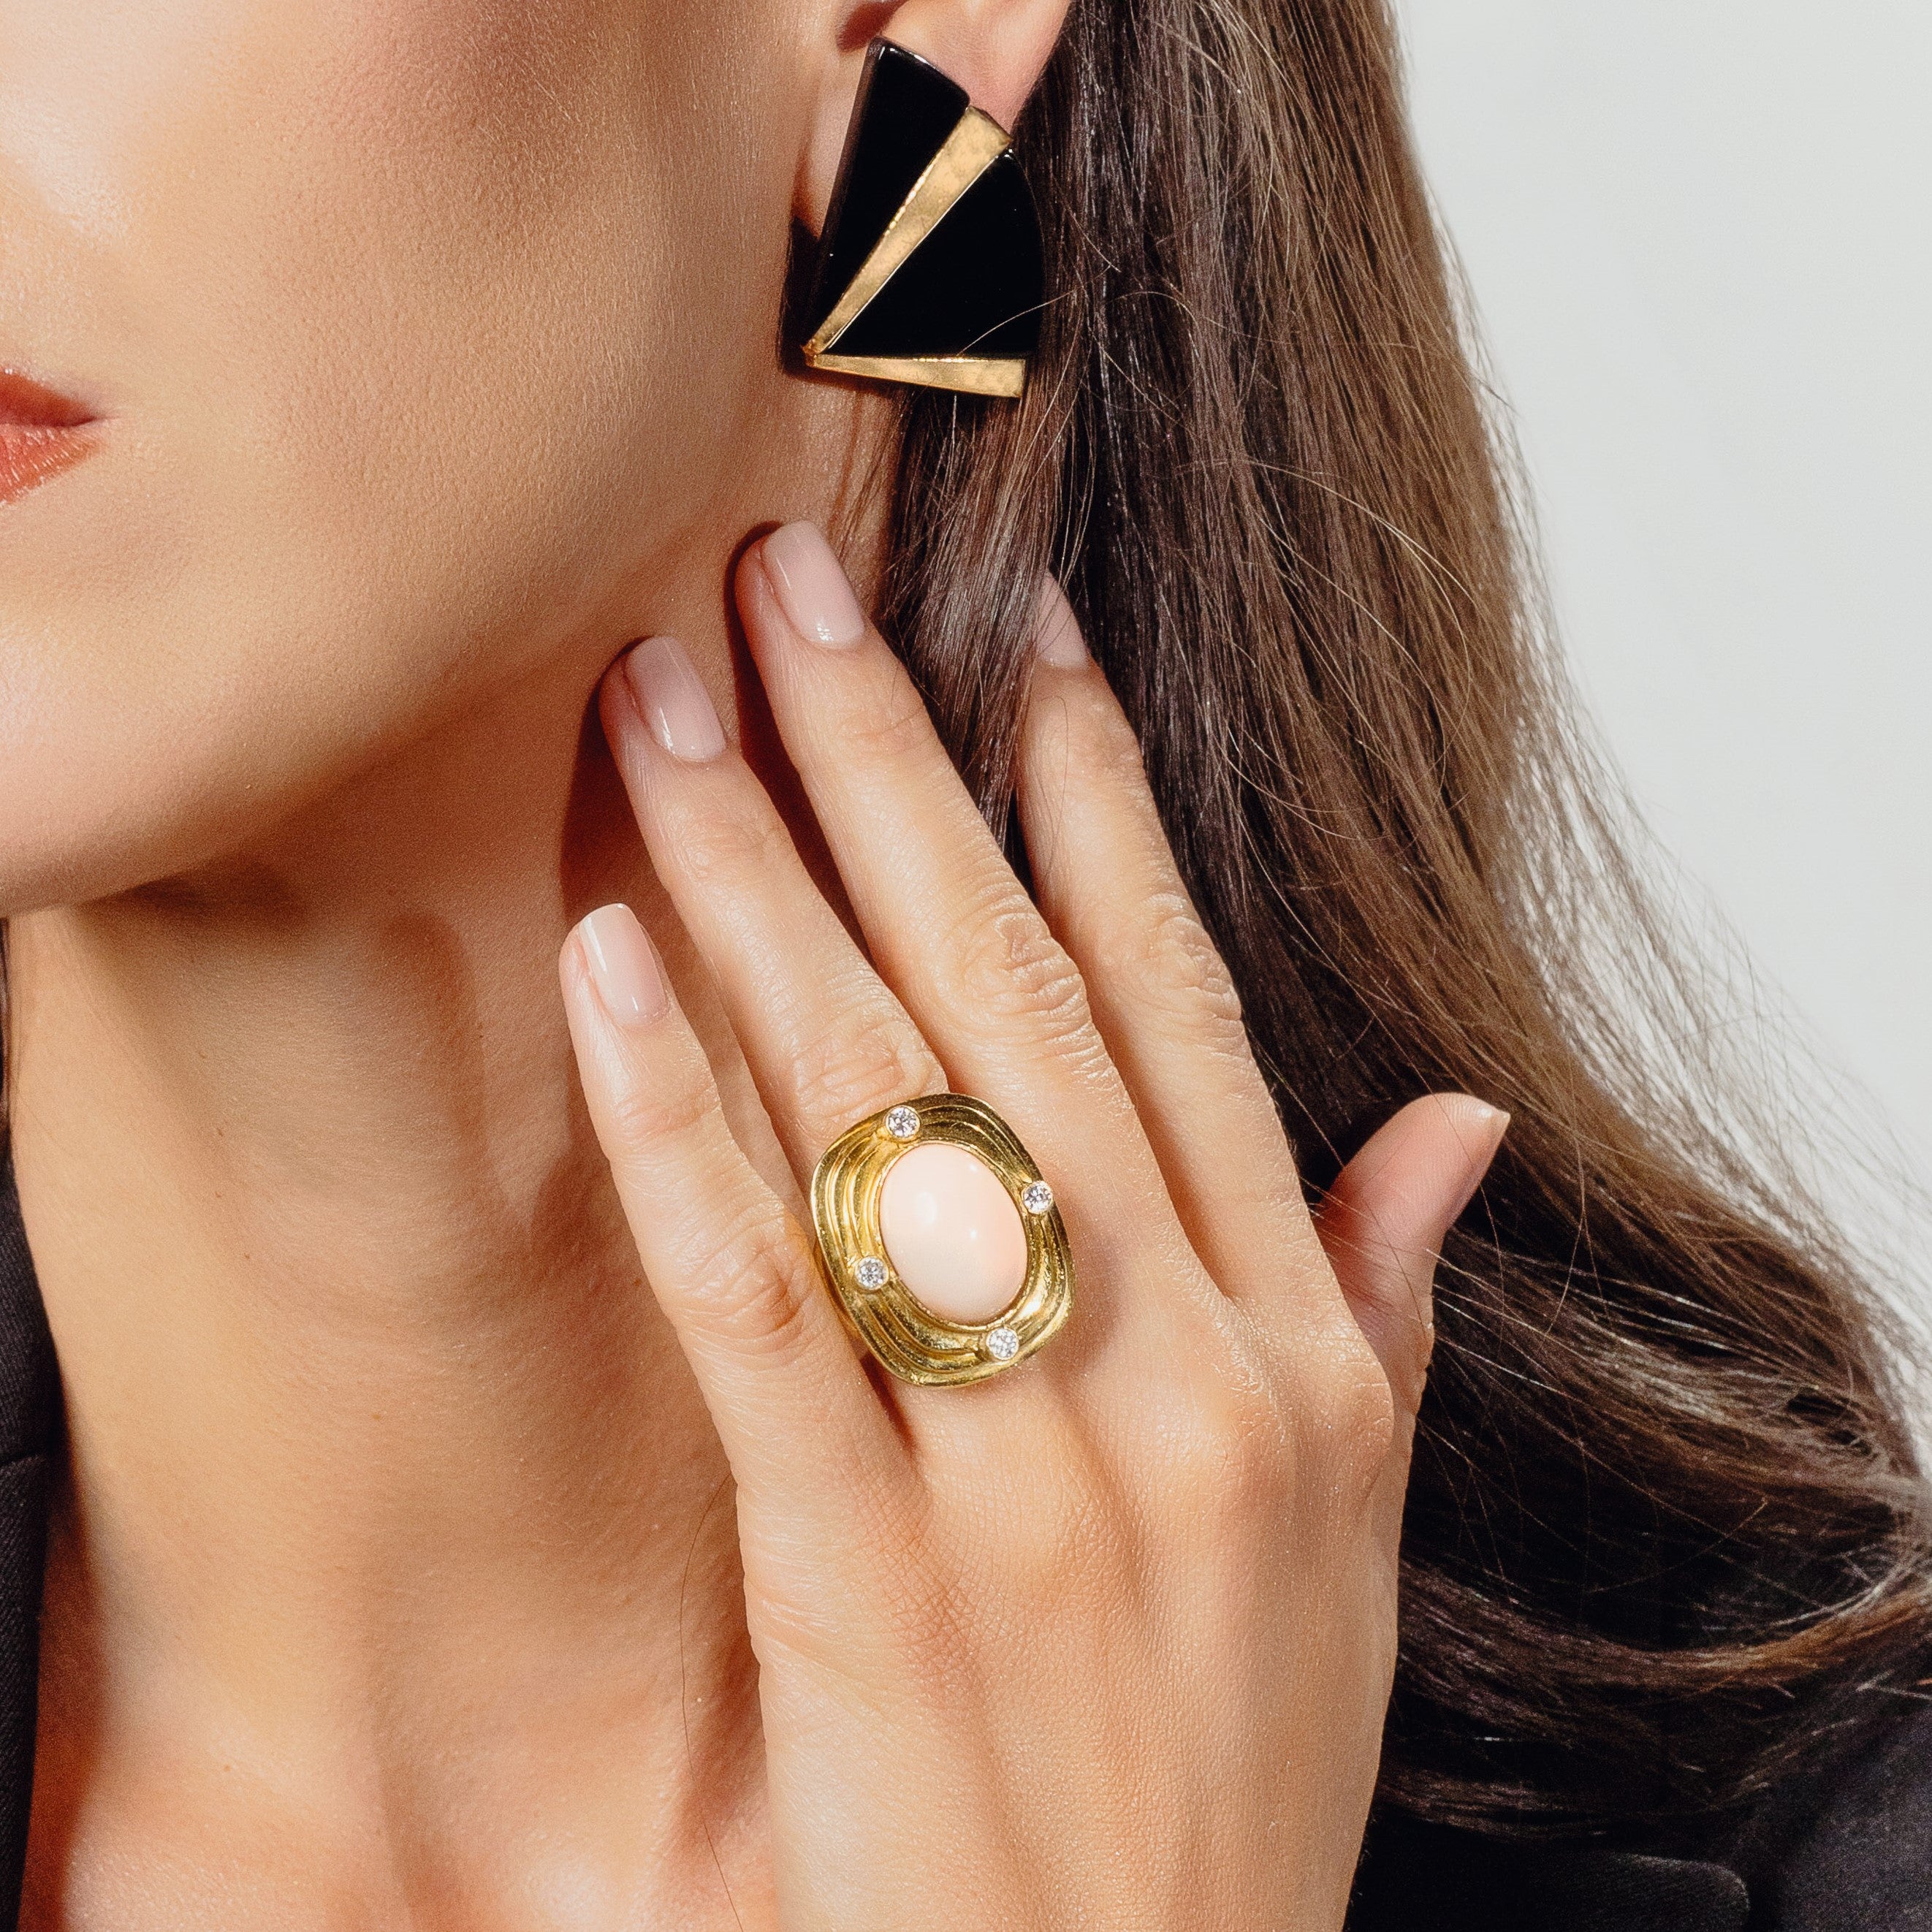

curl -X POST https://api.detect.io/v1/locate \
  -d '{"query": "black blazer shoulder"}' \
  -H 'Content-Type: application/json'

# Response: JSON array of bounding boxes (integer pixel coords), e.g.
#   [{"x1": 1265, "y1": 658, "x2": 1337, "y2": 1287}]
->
[
  {"x1": 1722, "y1": 1695, "x2": 1932, "y2": 1928},
  {"x1": 0, "y1": 1152, "x2": 59, "y2": 1928},
  {"x1": 1350, "y1": 1699, "x2": 1932, "y2": 1931},
  {"x1": 1, "y1": 1149, "x2": 1928, "y2": 1928}
]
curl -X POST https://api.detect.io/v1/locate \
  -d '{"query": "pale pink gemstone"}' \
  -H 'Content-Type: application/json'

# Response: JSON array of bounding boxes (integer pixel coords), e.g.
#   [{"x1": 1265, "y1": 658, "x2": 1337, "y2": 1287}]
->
[{"x1": 878, "y1": 1142, "x2": 1029, "y2": 1324}]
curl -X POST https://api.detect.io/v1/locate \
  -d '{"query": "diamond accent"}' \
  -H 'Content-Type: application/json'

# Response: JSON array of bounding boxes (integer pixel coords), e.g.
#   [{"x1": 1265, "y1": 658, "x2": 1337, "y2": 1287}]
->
[
  {"x1": 1022, "y1": 1180, "x2": 1054, "y2": 1216},
  {"x1": 885, "y1": 1105, "x2": 920, "y2": 1141},
  {"x1": 854, "y1": 1256, "x2": 888, "y2": 1292},
  {"x1": 985, "y1": 1326, "x2": 1022, "y2": 1363}
]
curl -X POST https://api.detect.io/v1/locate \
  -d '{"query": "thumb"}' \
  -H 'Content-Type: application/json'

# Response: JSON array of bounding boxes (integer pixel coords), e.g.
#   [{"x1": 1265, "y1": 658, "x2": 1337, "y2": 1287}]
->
[{"x1": 1316, "y1": 1093, "x2": 1508, "y2": 1415}]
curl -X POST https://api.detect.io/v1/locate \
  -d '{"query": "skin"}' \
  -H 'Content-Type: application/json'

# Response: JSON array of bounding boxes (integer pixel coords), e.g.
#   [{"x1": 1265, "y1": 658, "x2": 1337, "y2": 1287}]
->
[{"x1": 0, "y1": 0, "x2": 1504, "y2": 1924}]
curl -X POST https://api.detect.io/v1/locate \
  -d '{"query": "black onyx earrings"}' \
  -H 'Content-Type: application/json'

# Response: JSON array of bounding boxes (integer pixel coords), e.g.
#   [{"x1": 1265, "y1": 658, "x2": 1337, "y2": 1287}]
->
[{"x1": 801, "y1": 39, "x2": 1043, "y2": 398}]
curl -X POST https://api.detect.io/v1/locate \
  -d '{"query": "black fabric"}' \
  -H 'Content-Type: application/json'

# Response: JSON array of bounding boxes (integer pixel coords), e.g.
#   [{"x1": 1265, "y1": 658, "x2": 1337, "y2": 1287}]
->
[
  {"x1": 1350, "y1": 1817, "x2": 1750, "y2": 1931},
  {"x1": 0, "y1": 1153, "x2": 58, "y2": 1928},
  {"x1": 1349, "y1": 1704, "x2": 1932, "y2": 1932},
  {"x1": 0, "y1": 1149, "x2": 1927, "y2": 1923},
  {"x1": 1720, "y1": 1700, "x2": 1932, "y2": 1928},
  {"x1": 0, "y1": 1163, "x2": 56, "y2": 1467}
]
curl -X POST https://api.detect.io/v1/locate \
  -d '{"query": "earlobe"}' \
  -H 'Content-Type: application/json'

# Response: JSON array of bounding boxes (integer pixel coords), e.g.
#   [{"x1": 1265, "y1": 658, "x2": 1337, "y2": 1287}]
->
[{"x1": 796, "y1": 0, "x2": 1073, "y2": 235}]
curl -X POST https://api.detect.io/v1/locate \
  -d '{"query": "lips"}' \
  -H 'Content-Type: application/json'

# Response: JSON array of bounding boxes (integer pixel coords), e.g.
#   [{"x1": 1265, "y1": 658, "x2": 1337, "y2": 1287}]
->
[{"x1": 0, "y1": 368, "x2": 100, "y2": 507}]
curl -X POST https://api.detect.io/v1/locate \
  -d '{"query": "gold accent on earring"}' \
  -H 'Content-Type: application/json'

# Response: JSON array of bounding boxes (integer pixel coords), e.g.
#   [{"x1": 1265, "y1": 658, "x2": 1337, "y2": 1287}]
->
[
  {"x1": 810, "y1": 1093, "x2": 1073, "y2": 1387},
  {"x1": 803, "y1": 353, "x2": 1027, "y2": 398},
  {"x1": 804, "y1": 109, "x2": 1027, "y2": 395}
]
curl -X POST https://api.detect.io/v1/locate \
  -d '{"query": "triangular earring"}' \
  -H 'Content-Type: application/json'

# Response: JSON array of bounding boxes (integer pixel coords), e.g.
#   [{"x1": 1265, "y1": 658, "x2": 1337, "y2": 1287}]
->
[{"x1": 802, "y1": 39, "x2": 1043, "y2": 398}]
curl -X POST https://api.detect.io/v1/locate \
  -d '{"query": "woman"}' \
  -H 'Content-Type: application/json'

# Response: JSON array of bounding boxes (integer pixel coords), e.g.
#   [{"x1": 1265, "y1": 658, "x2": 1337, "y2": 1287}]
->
[{"x1": 1, "y1": 0, "x2": 1926, "y2": 1924}]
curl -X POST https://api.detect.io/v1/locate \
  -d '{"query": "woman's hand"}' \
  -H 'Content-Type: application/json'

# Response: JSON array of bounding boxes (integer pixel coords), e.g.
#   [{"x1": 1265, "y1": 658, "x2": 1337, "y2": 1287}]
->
[{"x1": 558, "y1": 523, "x2": 1506, "y2": 1931}]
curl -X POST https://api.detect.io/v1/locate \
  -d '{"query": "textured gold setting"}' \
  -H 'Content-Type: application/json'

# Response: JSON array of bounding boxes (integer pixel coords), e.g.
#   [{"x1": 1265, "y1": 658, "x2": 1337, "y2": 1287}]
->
[
  {"x1": 810, "y1": 1093, "x2": 1073, "y2": 1387},
  {"x1": 804, "y1": 107, "x2": 1030, "y2": 398}
]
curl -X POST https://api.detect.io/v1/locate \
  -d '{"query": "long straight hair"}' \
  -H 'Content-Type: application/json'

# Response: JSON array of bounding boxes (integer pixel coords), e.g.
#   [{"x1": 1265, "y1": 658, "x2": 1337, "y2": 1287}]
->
[{"x1": 869, "y1": 0, "x2": 1931, "y2": 1835}]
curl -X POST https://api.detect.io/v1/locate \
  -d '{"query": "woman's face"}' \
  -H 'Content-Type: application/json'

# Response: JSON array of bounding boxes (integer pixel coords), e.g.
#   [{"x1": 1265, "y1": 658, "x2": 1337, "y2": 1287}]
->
[{"x1": 0, "y1": 0, "x2": 818, "y2": 913}]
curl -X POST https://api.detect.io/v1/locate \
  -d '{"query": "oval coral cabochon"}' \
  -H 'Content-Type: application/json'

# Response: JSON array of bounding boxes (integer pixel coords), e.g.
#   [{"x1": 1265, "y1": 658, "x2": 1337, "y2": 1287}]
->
[{"x1": 878, "y1": 1141, "x2": 1029, "y2": 1323}]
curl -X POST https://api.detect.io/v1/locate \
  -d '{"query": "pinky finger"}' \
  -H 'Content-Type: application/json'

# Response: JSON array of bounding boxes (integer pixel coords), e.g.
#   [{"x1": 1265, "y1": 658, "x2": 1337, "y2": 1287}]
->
[
  {"x1": 560, "y1": 902, "x2": 900, "y2": 1513},
  {"x1": 1315, "y1": 1093, "x2": 1508, "y2": 1417}
]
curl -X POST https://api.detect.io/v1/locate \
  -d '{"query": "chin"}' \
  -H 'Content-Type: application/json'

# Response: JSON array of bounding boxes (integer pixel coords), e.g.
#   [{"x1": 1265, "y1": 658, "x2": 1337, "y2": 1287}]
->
[
  {"x1": 0, "y1": 717, "x2": 301, "y2": 921},
  {"x1": 0, "y1": 467, "x2": 615, "y2": 921}
]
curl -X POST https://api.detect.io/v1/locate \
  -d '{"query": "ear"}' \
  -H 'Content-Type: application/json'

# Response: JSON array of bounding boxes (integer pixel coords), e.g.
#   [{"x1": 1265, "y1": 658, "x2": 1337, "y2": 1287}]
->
[{"x1": 796, "y1": 0, "x2": 1073, "y2": 233}]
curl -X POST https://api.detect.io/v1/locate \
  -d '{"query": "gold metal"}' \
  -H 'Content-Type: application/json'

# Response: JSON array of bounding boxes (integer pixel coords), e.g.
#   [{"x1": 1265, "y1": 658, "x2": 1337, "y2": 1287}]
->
[
  {"x1": 810, "y1": 1093, "x2": 1073, "y2": 1387},
  {"x1": 804, "y1": 107, "x2": 1027, "y2": 397},
  {"x1": 804, "y1": 353, "x2": 1025, "y2": 398}
]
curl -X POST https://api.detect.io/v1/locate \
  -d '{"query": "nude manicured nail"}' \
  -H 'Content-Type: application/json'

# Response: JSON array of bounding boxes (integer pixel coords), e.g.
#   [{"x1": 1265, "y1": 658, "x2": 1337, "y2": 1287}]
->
[
  {"x1": 1445, "y1": 1099, "x2": 1510, "y2": 1223},
  {"x1": 577, "y1": 904, "x2": 668, "y2": 1027},
  {"x1": 1032, "y1": 575, "x2": 1088, "y2": 668},
  {"x1": 762, "y1": 522, "x2": 867, "y2": 648},
  {"x1": 622, "y1": 635, "x2": 725, "y2": 763}
]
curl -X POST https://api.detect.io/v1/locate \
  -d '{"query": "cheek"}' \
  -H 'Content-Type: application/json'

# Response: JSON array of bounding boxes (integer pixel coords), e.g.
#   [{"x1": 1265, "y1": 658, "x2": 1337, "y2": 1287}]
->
[{"x1": 0, "y1": 0, "x2": 796, "y2": 910}]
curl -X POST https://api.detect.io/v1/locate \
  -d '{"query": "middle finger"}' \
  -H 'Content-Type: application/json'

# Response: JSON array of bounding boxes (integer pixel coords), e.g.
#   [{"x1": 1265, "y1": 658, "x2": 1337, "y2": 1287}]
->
[{"x1": 737, "y1": 524, "x2": 1172, "y2": 1225}]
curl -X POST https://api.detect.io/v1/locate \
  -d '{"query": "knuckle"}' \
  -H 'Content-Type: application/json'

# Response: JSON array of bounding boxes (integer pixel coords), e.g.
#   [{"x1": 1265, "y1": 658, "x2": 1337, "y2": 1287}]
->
[
  {"x1": 894, "y1": 1450, "x2": 1129, "y2": 1664},
  {"x1": 1297, "y1": 1333, "x2": 1400, "y2": 1491},
  {"x1": 1073, "y1": 691, "x2": 1154, "y2": 791},
  {"x1": 787, "y1": 1008, "x2": 938, "y2": 1136},
  {"x1": 834, "y1": 675, "x2": 937, "y2": 767},
  {"x1": 691, "y1": 1207, "x2": 826, "y2": 1368},
  {"x1": 605, "y1": 1067, "x2": 718, "y2": 1152},
  {"x1": 1104, "y1": 889, "x2": 1245, "y2": 1037},
  {"x1": 1171, "y1": 1373, "x2": 1297, "y2": 1519},
  {"x1": 951, "y1": 890, "x2": 1097, "y2": 1049},
  {"x1": 756, "y1": 1496, "x2": 967, "y2": 1681},
  {"x1": 669, "y1": 798, "x2": 792, "y2": 896},
  {"x1": 985, "y1": 1451, "x2": 1125, "y2": 1611},
  {"x1": 1135, "y1": 1326, "x2": 1297, "y2": 1523}
]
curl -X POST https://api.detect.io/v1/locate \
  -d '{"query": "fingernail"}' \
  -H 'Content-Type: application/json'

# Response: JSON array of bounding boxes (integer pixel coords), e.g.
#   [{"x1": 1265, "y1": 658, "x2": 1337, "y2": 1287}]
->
[
  {"x1": 622, "y1": 635, "x2": 726, "y2": 763},
  {"x1": 1446, "y1": 1100, "x2": 1510, "y2": 1222},
  {"x1": 762, "y1": 522, "x2": 867, "y2": 648},
  {"x1": 577, "y1": 904, "x2": 668, "y2": 1027},
  {"x1": 1032, "y1": 575, "x2": 1088, "y2": 669}
]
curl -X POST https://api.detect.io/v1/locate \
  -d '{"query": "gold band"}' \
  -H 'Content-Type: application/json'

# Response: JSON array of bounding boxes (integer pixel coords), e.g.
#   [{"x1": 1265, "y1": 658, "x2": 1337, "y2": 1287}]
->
[{"x1": 810, "y1": 1094, "x2": 1073, "y2": 1386}]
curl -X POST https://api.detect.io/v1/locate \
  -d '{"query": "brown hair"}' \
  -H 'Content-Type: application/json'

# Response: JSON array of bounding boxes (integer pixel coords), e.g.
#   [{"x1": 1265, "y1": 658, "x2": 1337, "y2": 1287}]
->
[{"x1": 872, "y1": 0, "x2": 1932, "y2": 1838}]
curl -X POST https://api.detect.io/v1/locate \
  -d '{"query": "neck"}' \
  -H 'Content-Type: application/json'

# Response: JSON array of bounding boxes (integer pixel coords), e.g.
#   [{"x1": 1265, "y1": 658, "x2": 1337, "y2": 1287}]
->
[{"x1": 4, "y1": 433, "x2": 886, "y2": 1916}]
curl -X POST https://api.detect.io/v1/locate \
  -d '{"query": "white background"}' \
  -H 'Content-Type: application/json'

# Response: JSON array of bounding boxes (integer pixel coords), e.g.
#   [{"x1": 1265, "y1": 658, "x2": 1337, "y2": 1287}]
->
[{"x1": 1393, "y1": 4, "x2": 1932, "y2": 1239}]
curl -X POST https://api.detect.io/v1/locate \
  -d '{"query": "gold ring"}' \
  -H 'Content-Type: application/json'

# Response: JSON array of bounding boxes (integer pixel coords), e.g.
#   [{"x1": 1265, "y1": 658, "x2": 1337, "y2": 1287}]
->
[{"x1": 810, "y1": 1094, "x2": 1073, "y2": 1385}]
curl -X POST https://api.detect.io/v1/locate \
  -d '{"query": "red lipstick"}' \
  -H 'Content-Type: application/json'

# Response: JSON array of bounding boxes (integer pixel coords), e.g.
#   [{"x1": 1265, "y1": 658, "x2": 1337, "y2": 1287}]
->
[{"x1": 0, "y1": 368, "x2": 99, "y2": 508}]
